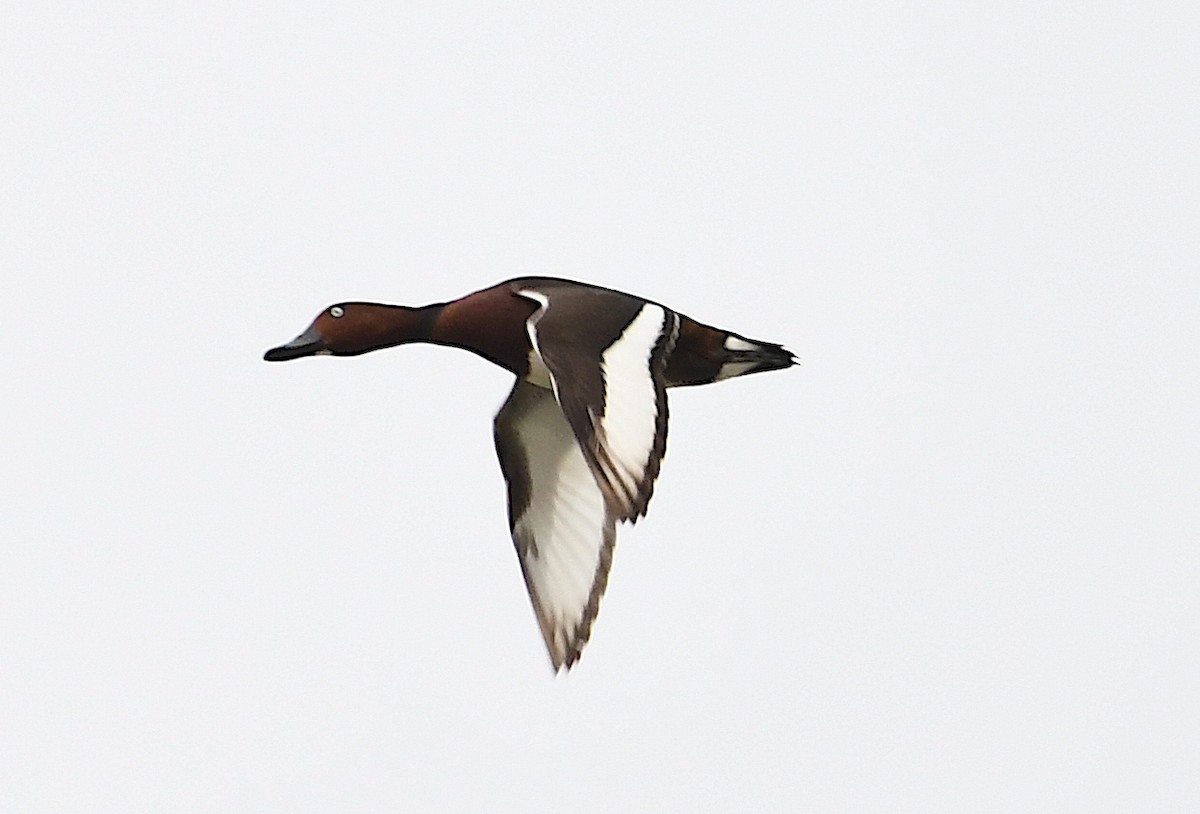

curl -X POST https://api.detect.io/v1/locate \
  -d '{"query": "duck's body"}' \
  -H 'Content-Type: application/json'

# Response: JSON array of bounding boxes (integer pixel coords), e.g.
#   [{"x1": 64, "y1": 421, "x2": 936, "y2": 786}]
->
[{"x1": 265, "y1": 277, "x2": 796, "y2": 670}]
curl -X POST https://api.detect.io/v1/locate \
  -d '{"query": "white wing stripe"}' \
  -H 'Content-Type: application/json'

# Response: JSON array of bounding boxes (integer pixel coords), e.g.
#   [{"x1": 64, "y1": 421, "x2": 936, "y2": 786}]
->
[{"x1": 598, "y1": 304, "x2": 667, "y2": 492}]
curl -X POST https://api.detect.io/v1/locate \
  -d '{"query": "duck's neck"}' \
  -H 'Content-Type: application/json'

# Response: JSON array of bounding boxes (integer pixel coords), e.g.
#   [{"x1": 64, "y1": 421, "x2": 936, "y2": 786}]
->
[
  {"x1": 345, "y1": 303, "x2": 441, "y2": 355},
  {"x1": 401, "y1": 303, "x2": 441, "y2": 344},
  {"x1": 426, "y1": 288, "x2": 537, "y2": 374}
]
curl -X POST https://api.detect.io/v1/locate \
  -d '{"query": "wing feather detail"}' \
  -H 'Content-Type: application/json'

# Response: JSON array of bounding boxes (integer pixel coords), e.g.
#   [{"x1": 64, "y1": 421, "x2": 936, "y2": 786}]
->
[
  {"x1": 494, "y1": 380, "x2": 617, "y2": 671},
  {"x1": 594, "y1": 305, "x2": 678, "y2": 520},
  {"x1": 516, "y1": 286, "x2": 679, "y2": 522}
]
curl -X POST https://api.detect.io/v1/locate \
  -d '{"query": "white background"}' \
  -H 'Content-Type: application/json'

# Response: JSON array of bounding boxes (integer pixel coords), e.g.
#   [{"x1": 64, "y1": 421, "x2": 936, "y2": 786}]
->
[{"x1": 3, "y1": 3, "x2": 1197, "y2": 811}]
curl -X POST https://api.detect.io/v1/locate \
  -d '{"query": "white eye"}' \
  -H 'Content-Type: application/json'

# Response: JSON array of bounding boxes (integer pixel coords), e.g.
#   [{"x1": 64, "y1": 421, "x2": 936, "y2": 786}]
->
[{"x1": 330, "y1": 306, "x2": 345, "y2": 318}]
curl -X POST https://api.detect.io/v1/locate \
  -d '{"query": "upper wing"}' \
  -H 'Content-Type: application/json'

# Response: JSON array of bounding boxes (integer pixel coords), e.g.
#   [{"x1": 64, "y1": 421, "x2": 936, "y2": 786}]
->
[
  {"x1": 494, "y1": 380, "x2": 618, "y2": 671},
  {"x1": 515, "y1": 283, "x2": 680, "y2": 522}
]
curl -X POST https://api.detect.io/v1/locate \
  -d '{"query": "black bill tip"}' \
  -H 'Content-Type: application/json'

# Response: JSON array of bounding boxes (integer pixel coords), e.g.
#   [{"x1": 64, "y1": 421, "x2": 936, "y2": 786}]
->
[{"x1": 263, "y1": 325, "x2": 328, "y2": 361}]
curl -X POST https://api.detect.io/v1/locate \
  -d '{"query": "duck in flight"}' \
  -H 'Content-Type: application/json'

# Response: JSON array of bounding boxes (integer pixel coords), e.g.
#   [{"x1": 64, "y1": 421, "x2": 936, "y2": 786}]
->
[{"x1": 265, "y1": 278, "x2": 796, "y2": 671}]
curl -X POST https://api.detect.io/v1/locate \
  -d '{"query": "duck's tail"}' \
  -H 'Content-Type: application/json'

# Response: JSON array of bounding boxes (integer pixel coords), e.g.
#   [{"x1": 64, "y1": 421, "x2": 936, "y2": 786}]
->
[{"x1": 714, "y1": 332, "x2": 798, "y2": 381}]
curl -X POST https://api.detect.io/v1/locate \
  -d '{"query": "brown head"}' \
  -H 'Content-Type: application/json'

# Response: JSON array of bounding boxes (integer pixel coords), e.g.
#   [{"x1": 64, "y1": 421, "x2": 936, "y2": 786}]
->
[{"x1": 263, "y1": 302, "x2": 435, "y2": 361}]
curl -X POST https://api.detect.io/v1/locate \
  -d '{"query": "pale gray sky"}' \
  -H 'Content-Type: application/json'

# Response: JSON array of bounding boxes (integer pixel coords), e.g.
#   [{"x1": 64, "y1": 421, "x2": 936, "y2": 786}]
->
[{"x1": 3, "y1": 2, "x2": 1198, "y2": 811}]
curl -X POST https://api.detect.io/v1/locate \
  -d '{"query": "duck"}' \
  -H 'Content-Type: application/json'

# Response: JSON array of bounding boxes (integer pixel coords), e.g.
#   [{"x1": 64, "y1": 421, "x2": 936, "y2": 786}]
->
[{"x1": 264, "y1": 277, "x2": 796, "y2": 671}]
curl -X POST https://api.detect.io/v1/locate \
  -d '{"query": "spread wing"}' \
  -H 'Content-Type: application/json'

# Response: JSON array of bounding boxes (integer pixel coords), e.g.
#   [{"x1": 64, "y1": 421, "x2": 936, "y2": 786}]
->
[
  {"x1": 515, "y1": 283, "x2": 680, "y2": 522},
  {"x1": 494, "y1": 380, "x2": 618, "y2": 671}
]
